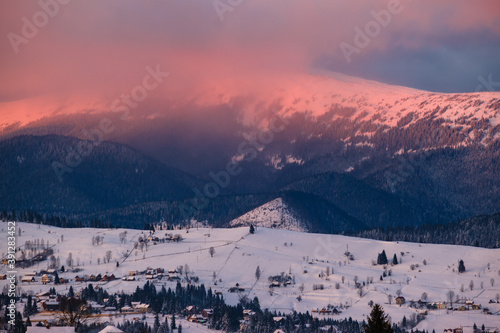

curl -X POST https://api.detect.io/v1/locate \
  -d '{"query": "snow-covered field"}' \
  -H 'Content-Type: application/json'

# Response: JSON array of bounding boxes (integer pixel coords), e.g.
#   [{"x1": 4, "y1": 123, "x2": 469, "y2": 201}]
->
[{"x1": 2, "y1": 222, "x2": 500, "y2": 332}]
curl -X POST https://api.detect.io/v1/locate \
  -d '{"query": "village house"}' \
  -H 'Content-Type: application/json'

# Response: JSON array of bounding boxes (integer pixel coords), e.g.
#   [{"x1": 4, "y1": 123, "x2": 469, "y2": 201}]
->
[
  {"x1": 134, "y1": 303, "x2": 149, "y2": 313},
  {"x1": 185, "y1": 305, "x2": 197, "y2": 316},
  {"x1": 120, "y1": 306, "x2": 134, "y2": 313},
  {"x1": 202, "y1": 309, "x2": 214, "y2": 318},
  {"x1": 36, "y1": 292, "x2": 52, "y2": 301},
  {"x1": 242, "y1": 309, "x2": 255, "y2": 321},
  {"x1": 101, "y1": 274, "x2": 116, "y2": 282},
  {"x1": 41, "y1": 274, "x2": 53, "y2": 284},
  {"x1": 273, "y1": 317, "x2": 286, "y2": 325},
  {"x1": 319, "y1": 307, "x2": 331, "y2": 314},
  {"x1": 187, "y1": 314, "x2": 206, "y2": 323},
  {"x1": 396, "y1": 296, "x2": 406, "y2": 305},
  {"x1": 41, "y1": 300, "x2": 60, "y2": 311},
  {"x1": 21, "y1": 275, "x2": 36, "y2": 283},
  {"x1": 435, "y1": 302, "x2": 447, "y2": 309}
]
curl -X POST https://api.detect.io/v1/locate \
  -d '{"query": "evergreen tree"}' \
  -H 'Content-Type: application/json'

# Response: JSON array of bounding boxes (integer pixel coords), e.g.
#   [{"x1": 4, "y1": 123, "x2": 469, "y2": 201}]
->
[
  {"x1": 178, "y1": 324, "x2": 182, "y2": 333},
  {"x1": 377, "y1": 250, "x2": 388, "y2": 265},
  {"x1": 54, "y1": 271, "x2": 60, "y2": 284},
  {"x1": 170, "y1": 315, "x2": 176, "y2": 330},
  {"x1": 458, "y1": 259, "x2": 466, "y2": 273},
  {"x1": 255, "y1": 266, "x2": 261, "y2": 280},
  {"x1": 365, "y1": 304, "x2": 394, "y2": 333},
  {"x1": 249, "y1": 224, "x2": 255, "y2": 234},
  {"x1": 153, "y1": 314, "x2": 160, "y2": 333},
  {"x1": 68, "y1": 286, "x2": 74, "y2": 297},
  {"x1": 392, "y1": 254, "x2": 398, "y2": 265}
]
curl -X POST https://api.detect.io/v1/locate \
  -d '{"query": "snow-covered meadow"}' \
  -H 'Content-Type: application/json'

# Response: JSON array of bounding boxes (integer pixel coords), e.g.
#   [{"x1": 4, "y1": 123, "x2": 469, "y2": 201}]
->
[{"x1": 1, "y1": 222, "x2": 500, "y2": 332}]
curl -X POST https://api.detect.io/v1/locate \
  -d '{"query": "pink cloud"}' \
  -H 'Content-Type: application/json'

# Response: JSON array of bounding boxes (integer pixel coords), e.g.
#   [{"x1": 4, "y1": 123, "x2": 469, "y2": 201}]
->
[{"x1": 0, "y1": 0, "x2": 498, "y2": 124}]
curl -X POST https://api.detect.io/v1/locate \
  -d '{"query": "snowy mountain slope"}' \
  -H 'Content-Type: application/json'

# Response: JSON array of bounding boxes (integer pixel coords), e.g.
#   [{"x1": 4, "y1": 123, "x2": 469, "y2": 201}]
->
[
  {"x1": 229, "y1": 198, "x2": 307, "y2": 232},
  {"x1": 1, "y1": 72, "x2": 499, "y2": 230},
  {"x1": 195, "y1": 71, "x2": 500, "y2": 150},
  {"x1": 4, "y1": 222, "x2": 500, "y2": 332}
]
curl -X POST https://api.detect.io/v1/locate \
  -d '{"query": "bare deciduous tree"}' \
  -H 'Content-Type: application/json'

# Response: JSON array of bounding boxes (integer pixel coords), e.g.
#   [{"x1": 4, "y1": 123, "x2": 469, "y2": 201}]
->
[
  {"x1": 447, "y1": 290, "x2": 455, "y2": 307},
  {"x1": 66, "y1": 253, "x2": 73, "y2": 268},
  {"x1": 119, "y1": 231, "x2": 128, "y2": 244},
  {"x1": 55, "y1": 297, "x2": 93, "y2": 330},
  {"x1": 105, "y1": 251, "x2": 112, "y2": 263}
]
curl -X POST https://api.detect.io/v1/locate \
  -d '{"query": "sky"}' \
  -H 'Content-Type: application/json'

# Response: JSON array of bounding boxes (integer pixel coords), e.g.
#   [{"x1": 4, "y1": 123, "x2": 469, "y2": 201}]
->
[{"x1": 1, "y1": 0, "x2": 499, "y2": 125}]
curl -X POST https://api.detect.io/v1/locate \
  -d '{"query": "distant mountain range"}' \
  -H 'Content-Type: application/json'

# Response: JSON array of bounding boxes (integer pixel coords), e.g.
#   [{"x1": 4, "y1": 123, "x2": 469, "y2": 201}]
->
[{"x1": 1, "y1": 72, "x2": 499, "y2": 231}]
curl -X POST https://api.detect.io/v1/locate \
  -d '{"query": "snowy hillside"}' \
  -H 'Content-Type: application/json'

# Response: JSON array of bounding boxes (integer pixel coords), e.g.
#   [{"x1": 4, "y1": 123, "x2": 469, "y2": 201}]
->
[
  {"x1": 229, "y1": 198, "x2": 307, "y2": 232},
  {"x1": 3, "y1": 222, "x2": 500, "y2": 332}
]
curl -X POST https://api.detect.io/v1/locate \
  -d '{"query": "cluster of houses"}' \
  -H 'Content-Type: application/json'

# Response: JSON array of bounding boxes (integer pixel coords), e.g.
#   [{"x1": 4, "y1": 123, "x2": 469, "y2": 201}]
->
[
  {"x1": 238, "y1": 309, "x2": 257, "y2": 330},
  {"x1": 75, "y1": 274, "x2": 116, "y2": 283},
  {"x1": 116, "y1": 302, "x2": 150, "y2": 314},
  {"x1": 443, "y1": 328, "x2": 499, "y2": 333},
  {"x1": 20, "y1": 270, "x2": 69, "y2": 284},
  {"x1": 268, "y1": 273, "x2": 293, "y2": 288},
  {"x1": 185, "y1": 305, "x2": 214, "y2": 324},
  {"x1": 34, "y1": 291, "x2": 150, "y2": 315},
  {"x1": 19, "y1": 266, "x2": 184, "y2": 286},
  {"x1": 397, "y1": 297, "x2": 495, "y2": 316},
  {"x1": 122, "y1": 268, "x2": 181, "y2": 282},
  {"x1": 142, "y1": 233, "x2": 182, "y2": 244}
]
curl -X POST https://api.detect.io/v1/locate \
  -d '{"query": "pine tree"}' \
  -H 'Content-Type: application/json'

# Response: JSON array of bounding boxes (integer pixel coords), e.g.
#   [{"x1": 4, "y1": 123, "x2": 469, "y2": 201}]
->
[
  {"x1": 392, "y1": 254, "x2": 398, "y2": 265},
  {"x1": 365, "y1": 304, "x2": 394, "y2": 333},
  {"x1": 153, "y1": 314, "x2": 160, "y2": 333},
  {"x1": 458, "y1": 259, "x2": 466, "y2": 273},
  {"x1": 377, "y1": 250, "x2": 388, "y2": 265},
  {"x1": 170, "y1": 315, "x2": 176, "y2": 330},
  {"x1": 249, "y1": 224, "x2": 255, "y2": 234},
  {"x1": 178, "y1": 324, "x2": 182, "y2": 333},
  {"x1": 255, "y1": 266, "x2": 261, "y2": 280},
  {"x1": 54, "y1": 271, "x2": 60, "y2": 284}
]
